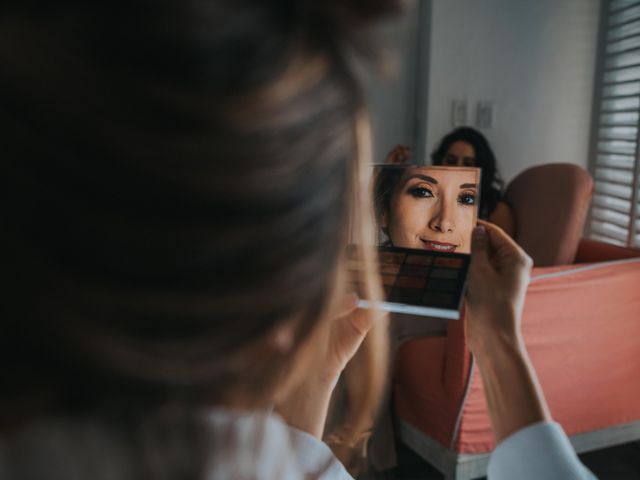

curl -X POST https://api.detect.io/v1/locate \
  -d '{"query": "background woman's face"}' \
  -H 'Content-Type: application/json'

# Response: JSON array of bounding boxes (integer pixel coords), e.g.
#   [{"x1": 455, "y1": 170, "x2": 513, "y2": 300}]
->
[
  {"x1": 383, "y1": 167, "x2": 479, "y2": 253},
  {"x1": 443, "y1": 140, "x2": 476, "y2": 166}
]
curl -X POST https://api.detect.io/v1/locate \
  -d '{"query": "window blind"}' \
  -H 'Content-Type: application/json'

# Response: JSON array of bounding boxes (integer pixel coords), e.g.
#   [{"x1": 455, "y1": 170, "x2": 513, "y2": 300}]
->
[{"x1": 589, "y1": 0, "x2": 640, "y2": 247}]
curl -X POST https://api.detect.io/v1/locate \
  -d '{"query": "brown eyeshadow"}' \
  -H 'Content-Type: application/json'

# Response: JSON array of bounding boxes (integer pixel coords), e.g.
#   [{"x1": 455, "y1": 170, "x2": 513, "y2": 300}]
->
[
  {"x1": 395, "y1": 275, "x2": 427, "y2": 289},
  {"x1": 379, "y1": 251, "x2": 406, "y2": 265},
  {"x1": 381, "y1": 274, "x2": 397, "y2": 286},
  {"x1": 405, "y1": 254, "x2": 433, "y2": 266},
  {"x1": 380, "y1": 263, "x2": 401, "y2": 275}
]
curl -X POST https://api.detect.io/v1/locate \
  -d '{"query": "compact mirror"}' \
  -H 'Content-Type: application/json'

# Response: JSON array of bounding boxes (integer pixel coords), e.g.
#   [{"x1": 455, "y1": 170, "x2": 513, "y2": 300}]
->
[{"x1": 350, "y1": 165, "x2": 481, "y2": 320}]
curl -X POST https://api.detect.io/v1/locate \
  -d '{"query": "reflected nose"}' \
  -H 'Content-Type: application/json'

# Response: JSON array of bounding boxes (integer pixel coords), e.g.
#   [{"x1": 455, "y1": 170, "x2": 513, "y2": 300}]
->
[{"x1": 428, "y1": 201, "x2": 455, "y2": 233}]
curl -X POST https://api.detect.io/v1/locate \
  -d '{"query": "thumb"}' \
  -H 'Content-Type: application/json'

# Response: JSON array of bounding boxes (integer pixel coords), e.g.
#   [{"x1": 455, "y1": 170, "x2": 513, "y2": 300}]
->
[{"x1": 470, "y1": 224, "x2": 491, "y2": 272}]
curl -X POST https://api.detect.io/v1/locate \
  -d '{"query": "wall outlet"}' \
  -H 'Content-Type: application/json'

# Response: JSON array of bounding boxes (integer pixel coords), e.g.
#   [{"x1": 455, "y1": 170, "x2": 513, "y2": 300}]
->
[
  {"x1": 451, "y1": 100, "x2": 468, "y2": 127},
  {"x1": 476, "y1": 101, "x2": 495, "y2": 129}
]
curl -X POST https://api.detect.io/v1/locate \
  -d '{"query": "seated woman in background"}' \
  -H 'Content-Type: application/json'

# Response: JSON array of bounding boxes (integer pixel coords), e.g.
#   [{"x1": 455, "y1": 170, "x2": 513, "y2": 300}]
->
[
  {"x1": 431, "y1": 126, "x2": 515, "y2": 235},
  {"x1": 0, "y1": 1, "x2": 594, "y2": 479},
  {"x1": 386, "y1": 127, "x2": 515, "y2": 235}
]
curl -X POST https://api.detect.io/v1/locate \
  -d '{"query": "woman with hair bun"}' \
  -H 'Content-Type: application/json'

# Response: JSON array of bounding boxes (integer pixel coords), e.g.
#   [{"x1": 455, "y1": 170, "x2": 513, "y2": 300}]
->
[{"x1": 0, "y1": 1, "x2": 594, "y2": 479}]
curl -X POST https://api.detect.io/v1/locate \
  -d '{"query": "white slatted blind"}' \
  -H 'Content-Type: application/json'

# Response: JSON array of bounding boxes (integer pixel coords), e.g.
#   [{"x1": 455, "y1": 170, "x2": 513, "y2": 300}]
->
[{"x1": 589, "y1": 0, "x2": 640, "y2": 247}]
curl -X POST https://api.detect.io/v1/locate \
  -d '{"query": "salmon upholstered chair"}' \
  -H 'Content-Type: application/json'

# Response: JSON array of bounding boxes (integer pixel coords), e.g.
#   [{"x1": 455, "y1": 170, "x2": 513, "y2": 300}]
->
[{"x1": 390, "y1": 164, "x2": 640, "y2": 480}]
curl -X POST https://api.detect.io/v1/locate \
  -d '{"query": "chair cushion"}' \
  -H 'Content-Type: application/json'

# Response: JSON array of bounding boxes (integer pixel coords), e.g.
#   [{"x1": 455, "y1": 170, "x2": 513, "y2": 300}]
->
[{"x1": 505, "y1": 164, "x2": 593, "y2": 266}]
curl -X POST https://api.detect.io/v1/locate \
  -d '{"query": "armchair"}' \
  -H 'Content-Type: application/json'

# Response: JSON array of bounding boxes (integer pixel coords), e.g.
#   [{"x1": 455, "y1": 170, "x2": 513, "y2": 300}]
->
[{"x1": 391, "y1": 164, "x2": 640, "y2": 479}]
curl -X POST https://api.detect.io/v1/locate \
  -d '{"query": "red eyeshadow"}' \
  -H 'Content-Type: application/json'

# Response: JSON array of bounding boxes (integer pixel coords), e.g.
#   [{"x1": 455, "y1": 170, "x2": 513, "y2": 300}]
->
[
  {"x1": 379, "y1": 251, "x2": 406, "y2": 265},
  {"x1": 435, "y1": 257, "x2": 463, "y2": 268}
]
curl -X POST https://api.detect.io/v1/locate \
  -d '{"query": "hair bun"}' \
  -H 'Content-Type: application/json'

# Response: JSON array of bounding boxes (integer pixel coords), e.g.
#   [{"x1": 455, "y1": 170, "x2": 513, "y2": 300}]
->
[{"x1": 290, "y1": 0, "x2": 402, "y2": 49}]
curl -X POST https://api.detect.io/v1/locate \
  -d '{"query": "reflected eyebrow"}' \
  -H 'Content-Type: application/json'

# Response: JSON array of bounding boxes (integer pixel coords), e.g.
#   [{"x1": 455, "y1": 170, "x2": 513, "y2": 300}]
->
[
  {"x1": 460, "y1": 183, "x2": 477, "y2": 189},
  {"x1": 403, "y1": 174, "x2": 438, "y2": 185}
]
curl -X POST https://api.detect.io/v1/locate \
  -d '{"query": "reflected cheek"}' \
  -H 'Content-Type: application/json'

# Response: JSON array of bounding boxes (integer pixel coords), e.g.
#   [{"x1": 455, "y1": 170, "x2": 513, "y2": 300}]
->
[
  {"x1": 456, "y1": 208, "x2": 475, "y2": 254},
  {"x1": 387, "y1": 199, "x2": 432, "y2": 248}
]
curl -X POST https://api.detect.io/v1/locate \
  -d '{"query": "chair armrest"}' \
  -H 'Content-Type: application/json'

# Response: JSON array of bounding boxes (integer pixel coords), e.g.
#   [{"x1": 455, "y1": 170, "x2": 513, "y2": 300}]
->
[{"x1": 574, "y1": 238, "x2": 640, "y2": 263}]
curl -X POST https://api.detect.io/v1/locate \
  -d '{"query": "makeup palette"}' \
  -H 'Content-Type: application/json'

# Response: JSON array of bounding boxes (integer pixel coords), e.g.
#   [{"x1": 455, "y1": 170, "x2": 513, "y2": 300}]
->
[{"x1": 348, "y1": 246, "x2": 471, "y2": 320}]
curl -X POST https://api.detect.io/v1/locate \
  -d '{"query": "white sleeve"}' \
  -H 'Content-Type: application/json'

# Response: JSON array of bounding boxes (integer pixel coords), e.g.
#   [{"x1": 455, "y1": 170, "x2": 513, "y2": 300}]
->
[
  {"x1": 487, "y1": 421, "x2": 597, "y2": 480},
  {"x1": 286, "y1": 426, "x2": 354, "y2": 480}
]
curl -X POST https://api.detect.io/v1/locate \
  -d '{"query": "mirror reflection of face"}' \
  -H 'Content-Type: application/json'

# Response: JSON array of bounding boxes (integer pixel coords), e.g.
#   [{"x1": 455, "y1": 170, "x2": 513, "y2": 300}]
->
[
  {"x1": 382, "y1": 167, "x2": 479, "y2": 254},
  {"x1": 442, "y1": 140, "x2": 476, "y2": 167}
]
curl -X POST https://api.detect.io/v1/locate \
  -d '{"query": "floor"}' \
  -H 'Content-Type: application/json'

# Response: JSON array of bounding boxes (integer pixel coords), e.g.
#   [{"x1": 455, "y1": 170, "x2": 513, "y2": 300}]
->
[{"x1": 362, "y1": 438, "x2": 640, "y2": 479}]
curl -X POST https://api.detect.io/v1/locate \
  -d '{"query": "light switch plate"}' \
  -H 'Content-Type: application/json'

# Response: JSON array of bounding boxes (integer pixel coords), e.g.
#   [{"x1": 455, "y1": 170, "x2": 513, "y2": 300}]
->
[
  {"x1": 476, "y1": 101, "x2": 495, "y2": 129},
  {"x1": 451, "y1": 100, "x2": 468, "y2": 127}
]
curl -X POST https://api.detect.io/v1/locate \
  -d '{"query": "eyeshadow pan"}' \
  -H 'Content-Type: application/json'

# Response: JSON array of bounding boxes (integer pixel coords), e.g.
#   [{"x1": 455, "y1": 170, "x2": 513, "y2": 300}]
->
[
  {"x1": 395, "y1": 275, "x2": 426, "y2": 289},
  {"x1": 427, "y1": 278, "x2": 459, "y2": 292},
  {"x1": 381, "y1": 274, "x2": 397, "y2": 286},
  {"x1": 435, "y1": 257, "x2": 463, "y2": 268},
  {"x1": 380, "y1": 251, "x2": 406, "y2": 265},
  {"x1": 399, "y1": 264, "x2": 430, "y2": 277},
  {"x1": 380, "y1": 263, "x2": 401, "y2": 275},
  {"x1": 430, "y1": 267, "x2": 459, "y2": 280},
  {"x1": 405, "y1": 254, "x2": 433, "y2": 266}
]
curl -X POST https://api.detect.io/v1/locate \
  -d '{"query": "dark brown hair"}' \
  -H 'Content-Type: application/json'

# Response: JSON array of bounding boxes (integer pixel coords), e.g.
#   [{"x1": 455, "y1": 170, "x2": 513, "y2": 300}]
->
[
  {"x1": 431, "y1": 127, "x2": 504, "y2": 218},
  {"x1": 0, "y1": 0, "x2": 396, "y2": 471}
]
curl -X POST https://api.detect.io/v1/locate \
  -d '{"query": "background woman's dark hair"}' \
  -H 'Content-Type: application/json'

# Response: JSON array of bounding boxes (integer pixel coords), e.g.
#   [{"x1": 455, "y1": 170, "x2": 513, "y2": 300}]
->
[
  {"x1": 0, "y1": 0, "x2": 396, "y2": 469},
  {"x1": 373, "y1": 166, "x2": 403, "y2": 242},
  {"x1": 431, "y1": 127, "x2": 504, "y2": 218}
]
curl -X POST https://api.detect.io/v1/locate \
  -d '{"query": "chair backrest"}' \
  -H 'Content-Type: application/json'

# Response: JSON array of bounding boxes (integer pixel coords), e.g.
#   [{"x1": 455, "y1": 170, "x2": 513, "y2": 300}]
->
[{"x1": 505, "y1": 163, "x2": 594, "y2": 266}]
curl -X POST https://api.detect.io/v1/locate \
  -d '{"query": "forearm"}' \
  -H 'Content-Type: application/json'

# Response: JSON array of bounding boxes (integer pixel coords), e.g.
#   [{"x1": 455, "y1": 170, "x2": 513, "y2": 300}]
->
[
  {"x1": 275, "y1": 374, "x2": 336, "y2": 439},
  {"x1": 471, "y1": 320, "x2": 551, "y2": 443}
]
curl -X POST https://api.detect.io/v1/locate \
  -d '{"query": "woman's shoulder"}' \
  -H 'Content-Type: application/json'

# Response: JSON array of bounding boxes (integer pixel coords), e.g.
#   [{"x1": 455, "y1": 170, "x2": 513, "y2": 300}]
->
[
  {"x1": 0, "y1": 409, "x2": 351, "y2": 480},
  {"x1": 207, "y1": 409, "x2": 352, "y2": 479},
  {"x1": 488, "y1": 200, "x2": 516, "y2": 237}
]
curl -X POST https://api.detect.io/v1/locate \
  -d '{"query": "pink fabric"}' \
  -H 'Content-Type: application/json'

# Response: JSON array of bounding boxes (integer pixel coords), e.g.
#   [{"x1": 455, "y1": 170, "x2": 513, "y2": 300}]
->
[
  {"x1": 505, "y1": 164, "x2": 593, "y2": 267},
  {"x1": 394, "y1": 243, "x2": 640, "y2": 454}
]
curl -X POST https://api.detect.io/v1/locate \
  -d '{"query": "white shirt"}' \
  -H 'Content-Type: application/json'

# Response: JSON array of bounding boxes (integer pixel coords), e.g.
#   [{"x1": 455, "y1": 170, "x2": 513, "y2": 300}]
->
[{"x1": 0, "y1": 410, "x2": 595, "y2": 479}]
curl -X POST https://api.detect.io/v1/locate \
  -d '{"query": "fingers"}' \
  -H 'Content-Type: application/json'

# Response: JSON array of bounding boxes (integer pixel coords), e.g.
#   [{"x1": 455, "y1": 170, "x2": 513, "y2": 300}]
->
[
  {"x1": 477, "y1": 220, "x2": 533, "y2": 270},
  {"x1": 470, "y1": 224, "x2": 491, "y2": 273},
  {"x1": 385, "y1": 144, "x2": 412, "y2": 164}
]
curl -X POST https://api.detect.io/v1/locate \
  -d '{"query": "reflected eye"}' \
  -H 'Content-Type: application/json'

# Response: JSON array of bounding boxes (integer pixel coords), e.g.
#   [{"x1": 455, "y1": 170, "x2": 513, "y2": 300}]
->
[
  {"x1": 409, "y1": 186, "x2": 434, "y2": 198},
  {"x1": 458, "y1": 192, "x2": 476, "y2": 206}
]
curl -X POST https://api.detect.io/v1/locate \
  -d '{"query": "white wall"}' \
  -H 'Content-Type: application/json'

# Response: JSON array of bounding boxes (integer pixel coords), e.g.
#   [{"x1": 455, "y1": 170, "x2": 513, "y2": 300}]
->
[
  {"x1": 360, "y1": 0, "x2": 424, "y2": 163},
  {"x1": 425, "y1": 0, "x2": 601, "y2": 182}
]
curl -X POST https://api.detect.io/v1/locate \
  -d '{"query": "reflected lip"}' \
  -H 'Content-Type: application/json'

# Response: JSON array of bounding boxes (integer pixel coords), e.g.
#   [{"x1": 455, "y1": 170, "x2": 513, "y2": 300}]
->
[{"x1": 420, "y1": 239, "x2": 458, "y2": 252}]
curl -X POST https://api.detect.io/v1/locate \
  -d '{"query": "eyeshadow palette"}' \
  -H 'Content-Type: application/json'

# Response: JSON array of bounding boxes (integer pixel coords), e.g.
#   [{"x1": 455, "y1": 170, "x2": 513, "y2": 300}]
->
[{"x1": 348, "y1": 245, "x2": 471, "y2": 320}]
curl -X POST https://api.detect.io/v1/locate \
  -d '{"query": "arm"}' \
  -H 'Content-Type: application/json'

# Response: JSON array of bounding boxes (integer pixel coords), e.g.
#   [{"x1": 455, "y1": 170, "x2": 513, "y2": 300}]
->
[
  {"x1": 471, "y1": 326, "x2": 550, "y2": 442},
  {"x1": 275, "y1": 295, "x2": 372, "y2": 439},
  {"x1": 465, "y1": 221, "x2": 596, "y2": 478}
]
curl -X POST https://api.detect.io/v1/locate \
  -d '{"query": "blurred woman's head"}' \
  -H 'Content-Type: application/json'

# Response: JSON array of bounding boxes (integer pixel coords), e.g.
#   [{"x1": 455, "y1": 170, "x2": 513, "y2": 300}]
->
[
  {"x1": 431, "y1": 127, "x2": 503, "y2": 218},
  {"x1": 1, "y1": 0, "x2": 395, "y2": 433},
  {"x1": 374, "y1": 166, "x2": 479, "y2": 253}
]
